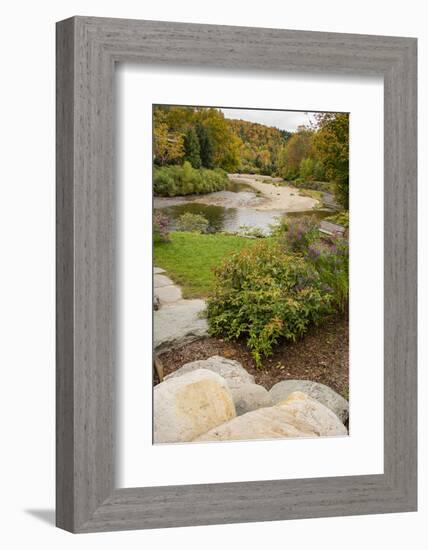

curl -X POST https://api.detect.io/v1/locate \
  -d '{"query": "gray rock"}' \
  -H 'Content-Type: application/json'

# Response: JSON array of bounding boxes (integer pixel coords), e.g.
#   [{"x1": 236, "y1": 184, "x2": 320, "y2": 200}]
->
[
  {"x1": 196, "y1": 391, "x2": 347, "y2": 442},
  {"x1": 154, "y1": 369, "x2": 236, "y2": 444},
  {"x1": 154, "y1": 299, "x2": 208, "y2": 353},
  {"x1": 154, "y1": 274, "x2": 174, "y2": 288},
  {"x1": 153, "y1": 294, "x2": 160, "y2": 311},
  {"x1": 231, "y1": 384, "x2": 272, "y2": 415},
  {"x1": 165, "y1": 355, "x2": 255, "y2": 390},
  {"x1": 269, "y1": 380, "x2": 349, "y2": 423},
  {"x1": 154, "y1": 266, "x2": 166, "y2": 274},
  {"x1": 156, "y1": 283, "x2": 182, "y2": 304}
]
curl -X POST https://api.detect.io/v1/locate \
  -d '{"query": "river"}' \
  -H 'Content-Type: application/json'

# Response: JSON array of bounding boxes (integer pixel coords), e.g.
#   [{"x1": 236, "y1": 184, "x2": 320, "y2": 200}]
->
[{"x1": 154, "y1": 175, "x2": 336, "y2": 235}]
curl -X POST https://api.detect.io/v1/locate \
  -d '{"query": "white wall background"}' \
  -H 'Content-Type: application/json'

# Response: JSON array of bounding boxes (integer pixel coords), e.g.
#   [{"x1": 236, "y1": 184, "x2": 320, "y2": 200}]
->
[{"x1": 0, "y1": 1, "x2": 425, "y2": 548}]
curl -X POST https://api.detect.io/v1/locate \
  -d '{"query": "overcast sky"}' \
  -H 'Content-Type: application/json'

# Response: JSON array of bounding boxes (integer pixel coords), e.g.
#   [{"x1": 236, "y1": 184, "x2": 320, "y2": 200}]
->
[{"x1": 220, "y1": 108, "x2": 315, "y2": 132}]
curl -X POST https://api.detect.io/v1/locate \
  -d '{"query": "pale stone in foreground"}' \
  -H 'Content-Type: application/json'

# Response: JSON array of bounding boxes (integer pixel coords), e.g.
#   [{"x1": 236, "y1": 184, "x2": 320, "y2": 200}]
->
[
  {"x1": 195, "y1": 391, "x2": 347, "y2": 442},
  {"x1": 269, "y1": 380, "x2": 349, "y2": 423},
  {"x1": 231, "y1": 383, "x2": 272, "y2": 416},
  {"x1": 154, "y1": 266, "x2": 166, "y2": 274},
  {"x1": 154, "y1": 299, "x2": 208, "y2": 353},
  {"x1": 154, "y1": 369, "x2": 236, "y2": 444},
  {"x1": 156, "y1": 284, "x2": 182, "y2": 304},
  {"x1": 164, "y1": 356, "x2": 255, "y2": 390},
  {"x1": 154, "y1": 274, "x2": 174, "y2": 288}
]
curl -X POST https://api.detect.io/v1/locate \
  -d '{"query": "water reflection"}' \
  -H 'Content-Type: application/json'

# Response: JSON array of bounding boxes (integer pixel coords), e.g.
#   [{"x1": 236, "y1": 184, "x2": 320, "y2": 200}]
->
[{"x1": 155, "y1": 201, "x2": 332, "y2": 234}]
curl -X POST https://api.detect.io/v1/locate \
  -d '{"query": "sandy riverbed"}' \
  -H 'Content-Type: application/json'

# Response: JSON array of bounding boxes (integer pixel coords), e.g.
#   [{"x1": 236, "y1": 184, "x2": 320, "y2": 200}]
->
[
  {"x1": 228, "y1": 174, "x2": 318, "y2": 211},
  {"x1": 153, "y1": 174, "x2": 319, "y2": 213}
]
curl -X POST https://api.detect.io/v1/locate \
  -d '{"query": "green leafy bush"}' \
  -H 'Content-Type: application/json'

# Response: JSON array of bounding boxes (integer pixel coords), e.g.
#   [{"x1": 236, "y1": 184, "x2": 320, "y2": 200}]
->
[
  {"x1": 153, "y1": 161, "x2": 228, "y2": 196},
  {"x1": 207, "y1": 241, "x2": 334, "y2": 366},
  {"x1": 177, "y1": 212, "x2": 209, "y2": 233}
]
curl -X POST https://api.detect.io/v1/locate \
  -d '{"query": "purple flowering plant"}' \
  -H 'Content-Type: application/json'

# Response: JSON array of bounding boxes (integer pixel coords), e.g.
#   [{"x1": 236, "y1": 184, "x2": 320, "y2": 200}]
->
[{"x1": 153, "y1": 210, "x2": 170, "y2": 243}]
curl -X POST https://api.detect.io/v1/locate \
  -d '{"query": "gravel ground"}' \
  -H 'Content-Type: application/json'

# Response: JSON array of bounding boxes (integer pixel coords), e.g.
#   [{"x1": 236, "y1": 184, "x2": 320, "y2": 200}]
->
[{"x1": 156, "y1": 314, "x2": 349, "y2": 400}]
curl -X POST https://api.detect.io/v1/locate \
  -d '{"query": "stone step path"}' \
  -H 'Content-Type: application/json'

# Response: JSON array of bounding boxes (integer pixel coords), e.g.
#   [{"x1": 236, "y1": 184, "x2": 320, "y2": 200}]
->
[
  {"x1": 154, "y1": 272, "x2": 183, "y2": 305},
  {"x1": 154, "y1": 266, "x2": 208, "y2": 353}
]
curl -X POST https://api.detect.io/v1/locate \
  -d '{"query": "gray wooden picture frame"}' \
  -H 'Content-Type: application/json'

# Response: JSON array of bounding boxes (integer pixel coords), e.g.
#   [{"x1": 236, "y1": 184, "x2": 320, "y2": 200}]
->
[{"x1": 56, "y1": 16, "x2": 417, "y2": 533}]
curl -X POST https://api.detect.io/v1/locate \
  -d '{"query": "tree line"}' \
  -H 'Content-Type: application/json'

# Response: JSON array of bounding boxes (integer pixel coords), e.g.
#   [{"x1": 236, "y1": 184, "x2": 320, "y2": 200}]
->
[{"x1": 153, "y1": 106, "x2": 349, "y2": 207}]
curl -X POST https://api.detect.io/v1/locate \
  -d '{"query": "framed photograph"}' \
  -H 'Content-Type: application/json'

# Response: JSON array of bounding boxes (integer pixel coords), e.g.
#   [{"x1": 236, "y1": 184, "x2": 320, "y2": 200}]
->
[{"x1": 56, "y1": 16, "x2": 417, "y2": 532}]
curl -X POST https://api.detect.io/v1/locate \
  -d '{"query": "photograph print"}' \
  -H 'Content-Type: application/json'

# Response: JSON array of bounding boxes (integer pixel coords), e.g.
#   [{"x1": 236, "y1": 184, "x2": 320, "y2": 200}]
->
[{"x1": 152, "y1": 104, "x2": 349, "y2": 444}]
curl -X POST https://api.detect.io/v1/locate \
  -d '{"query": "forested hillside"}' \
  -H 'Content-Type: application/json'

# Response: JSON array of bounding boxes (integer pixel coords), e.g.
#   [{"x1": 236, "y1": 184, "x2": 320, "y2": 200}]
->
[{"x1": 153, "y1": 105, "x2": 349, "y2": 207}]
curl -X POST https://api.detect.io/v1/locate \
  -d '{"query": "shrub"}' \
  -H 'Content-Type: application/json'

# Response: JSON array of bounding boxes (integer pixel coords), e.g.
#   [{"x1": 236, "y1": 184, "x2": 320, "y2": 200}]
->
[
  {"x1": 278, "y1": 216, "x2": 319, "y2": 254},
  {"x1": 237, "y1": 225, "x2": 266, "y2": 238},
  {"x1": 153, "y1": 211, "x2": 170, "y2": 243},
  {"x1": 153, "y1": 162, "x2": 228, "y2": 196},
  {"x1": 275, "y1": 214, "x2": 349, "y2": 311},
  {"x1": 306, "y1": 235, "x2": 349, "y2": 313},
  {"x1": 177, "y1": 212, "x2": 209, "y2": 233},
  {"x1": 207, "y1": 241, "x2": 334, "y2": 367}
]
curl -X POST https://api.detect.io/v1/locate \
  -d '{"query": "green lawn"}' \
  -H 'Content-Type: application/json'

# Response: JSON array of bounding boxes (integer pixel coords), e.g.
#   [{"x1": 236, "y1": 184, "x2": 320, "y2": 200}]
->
[{"x1": 154, "y1": 231, "x2": 258, "y2": 298}]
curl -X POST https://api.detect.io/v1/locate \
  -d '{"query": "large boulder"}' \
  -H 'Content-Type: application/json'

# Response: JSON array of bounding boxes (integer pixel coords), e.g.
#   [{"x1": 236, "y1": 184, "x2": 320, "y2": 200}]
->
[
  {"x1": 154, "y1": 299, "x2": 208, "y2": 353},
  {"x1": 269, "y1": 380, "x2": 349, "y2": 423},
  {"x1": 154, "y1": 369, "x2": 236, "y2": 444},
  {"x1": 231, "y1": 384, "x2": 272, "y2": 416},
  {"x1": 164, "y1": 356, "x2": 255, "y2": 390},
  {"x1": 195, "y1": 391, "x2": 347, "y2": 442}
]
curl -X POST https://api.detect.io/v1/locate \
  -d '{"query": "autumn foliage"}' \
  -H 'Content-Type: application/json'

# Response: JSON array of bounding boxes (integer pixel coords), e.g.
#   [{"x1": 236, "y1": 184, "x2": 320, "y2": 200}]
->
[{"x1": 153, "y1": 105, "x2": 349, "y2": 207}]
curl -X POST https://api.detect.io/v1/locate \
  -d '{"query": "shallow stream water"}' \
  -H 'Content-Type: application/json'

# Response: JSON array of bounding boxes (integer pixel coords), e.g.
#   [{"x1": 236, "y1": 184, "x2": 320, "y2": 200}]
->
[{"x1": 154, "y1": 181, "x2": 333, "y2": 234}]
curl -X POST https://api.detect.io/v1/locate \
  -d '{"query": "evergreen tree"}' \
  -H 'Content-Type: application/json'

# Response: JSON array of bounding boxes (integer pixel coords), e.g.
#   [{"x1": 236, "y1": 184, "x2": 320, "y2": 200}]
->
[
  {"x1": 184, "y1": 128, "x2": 201, "y2": 168},
  {"x1": 196, "y1": 123, "x2": 214, "y2": 168}
]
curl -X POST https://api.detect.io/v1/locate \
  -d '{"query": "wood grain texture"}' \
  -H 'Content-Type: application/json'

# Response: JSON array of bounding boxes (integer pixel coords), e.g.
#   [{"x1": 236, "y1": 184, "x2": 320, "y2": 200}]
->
[
  {"x1": 56, "y1": 16, "x2": 417, "y2": 533},
  {"x1": 56, "y1": 18, "x2": 76, "y2": 532}
]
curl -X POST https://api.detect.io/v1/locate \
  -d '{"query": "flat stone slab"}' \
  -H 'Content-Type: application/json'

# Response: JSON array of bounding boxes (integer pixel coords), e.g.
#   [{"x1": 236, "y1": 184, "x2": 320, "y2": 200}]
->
[
  {"x1": 154, "y1": 299, "x2": 208, "y2": 353},
  {"x1": 165, "y1": 355, "x2": 255, "y2": 390},
  {"x1": 155, "y1": 284, "x2": 182, "y2": 304},
  {"x1": 154, "y1": 266, "x2": 166, "y2": 274},
  {"x1": 269, "y1": 380, "x2": 349, "y2": 423},
  {"x1": 154, "y1": 274, "x2": 174, "y2": 288}
]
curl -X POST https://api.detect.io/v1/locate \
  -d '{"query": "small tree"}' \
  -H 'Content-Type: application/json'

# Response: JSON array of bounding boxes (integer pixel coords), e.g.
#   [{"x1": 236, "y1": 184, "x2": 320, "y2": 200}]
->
[{"x1": 299, "y1": 157, "x2": 315, "y2": 181}]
